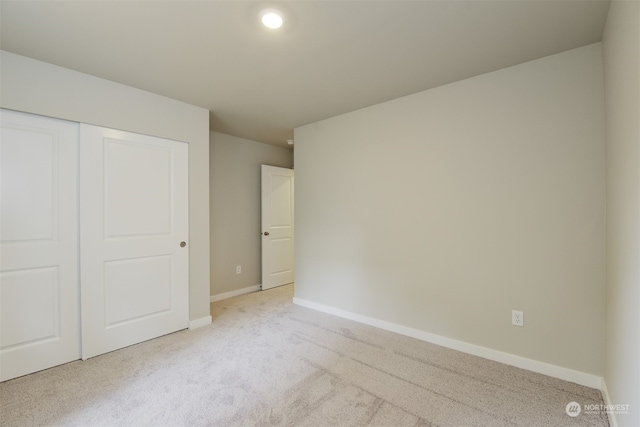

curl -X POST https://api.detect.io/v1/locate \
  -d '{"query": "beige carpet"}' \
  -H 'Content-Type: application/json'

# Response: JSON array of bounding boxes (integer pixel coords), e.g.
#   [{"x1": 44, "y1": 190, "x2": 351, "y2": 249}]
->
[{"x1": 1, "y1": 284, "x2": 608, "y2": 426}]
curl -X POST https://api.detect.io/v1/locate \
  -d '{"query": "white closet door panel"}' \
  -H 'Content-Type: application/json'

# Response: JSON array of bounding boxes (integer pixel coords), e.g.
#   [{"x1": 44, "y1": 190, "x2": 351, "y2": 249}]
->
[
  {"x1": 80, "y1": 125, "x2": 189, "y2": 360},
  {"x1": 0, "y1": 109, "x2": 80, "y2": 382}
]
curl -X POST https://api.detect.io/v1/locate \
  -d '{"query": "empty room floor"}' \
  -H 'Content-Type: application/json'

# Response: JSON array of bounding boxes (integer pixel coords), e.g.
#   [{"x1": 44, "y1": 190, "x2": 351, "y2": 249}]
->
[{"x1": 0, "y1": 284, "x2": 608, "y2": 426}]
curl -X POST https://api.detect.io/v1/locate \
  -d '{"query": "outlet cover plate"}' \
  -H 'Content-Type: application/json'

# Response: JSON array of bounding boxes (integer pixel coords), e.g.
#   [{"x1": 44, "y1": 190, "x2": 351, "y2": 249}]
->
[{"x1": 512, "y1": 310, "x2": 524, "y2": 327}]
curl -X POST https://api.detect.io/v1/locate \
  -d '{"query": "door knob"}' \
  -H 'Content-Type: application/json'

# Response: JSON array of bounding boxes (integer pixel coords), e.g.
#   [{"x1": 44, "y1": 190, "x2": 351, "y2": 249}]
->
[
  {"x1": 180, "y1": 241, "x2": 186, "y2": 247},
  {"x1": 263, "y1": 232, "x2": 270, "y2": 236}
]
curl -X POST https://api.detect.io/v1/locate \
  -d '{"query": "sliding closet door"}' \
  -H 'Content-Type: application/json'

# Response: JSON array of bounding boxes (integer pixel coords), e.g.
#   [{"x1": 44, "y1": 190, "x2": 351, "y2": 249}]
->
[
  {"x1": 0, "y1": 110, "x2": 80, "y2": 381},
  {"x1": 80, "y1": 125, "x2": 189, "y2": 359}
]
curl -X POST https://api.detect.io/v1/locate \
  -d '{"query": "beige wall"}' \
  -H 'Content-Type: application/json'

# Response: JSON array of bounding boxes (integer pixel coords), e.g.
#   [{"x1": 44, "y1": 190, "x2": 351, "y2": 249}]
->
[
  {"x1": 0, "y1": 51, "x2": 211, "y2": 322},
  {"x1": 295, "y1": 44, "x2": 606, "y2": 376},
  {"x1": 603, "y1": 1, "x2": 640, "y2": 424},
  {"x1": 210, "y1": 132, "x2": 293, "y2": 297}
]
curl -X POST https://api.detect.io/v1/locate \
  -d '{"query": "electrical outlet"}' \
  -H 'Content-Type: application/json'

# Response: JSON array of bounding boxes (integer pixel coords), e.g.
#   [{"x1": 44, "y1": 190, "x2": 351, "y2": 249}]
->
[
  {"x1": 236, "y1": 265, "x2": 242, "y2": 274},
  {"x1": 512, "y1": 310, "x2": 524, "y2": 327}
]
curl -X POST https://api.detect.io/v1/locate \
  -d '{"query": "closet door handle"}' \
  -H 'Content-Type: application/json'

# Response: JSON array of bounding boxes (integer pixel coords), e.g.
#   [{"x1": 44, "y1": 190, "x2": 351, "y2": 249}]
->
[{"x1": 180, "y1": 241, "x2": 187, "y2": 248}]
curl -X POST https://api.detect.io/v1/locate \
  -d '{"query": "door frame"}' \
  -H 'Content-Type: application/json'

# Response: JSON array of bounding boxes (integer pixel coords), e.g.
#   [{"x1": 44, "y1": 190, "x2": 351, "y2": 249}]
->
[{"x1": 261, "y1": 165, "x2": 294, "y2": 290}]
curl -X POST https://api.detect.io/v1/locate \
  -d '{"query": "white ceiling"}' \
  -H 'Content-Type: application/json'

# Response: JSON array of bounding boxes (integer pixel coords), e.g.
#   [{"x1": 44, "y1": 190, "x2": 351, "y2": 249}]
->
[{"x1": 0, "y1": 1, "x2": 610, "y2": 148}]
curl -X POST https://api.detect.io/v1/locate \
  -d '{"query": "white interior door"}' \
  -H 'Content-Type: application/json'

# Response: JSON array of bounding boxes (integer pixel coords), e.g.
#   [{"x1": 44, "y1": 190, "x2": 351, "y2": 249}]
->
[
  {"x1": 0, "y1": 110, "x2": 80, "y2": 381},
  {"x1": 261, "y1": 165, "x2": 294, "y2": 290},
  {"x1": 80, "y1": 125, "x2": 189, "y2": 359}
]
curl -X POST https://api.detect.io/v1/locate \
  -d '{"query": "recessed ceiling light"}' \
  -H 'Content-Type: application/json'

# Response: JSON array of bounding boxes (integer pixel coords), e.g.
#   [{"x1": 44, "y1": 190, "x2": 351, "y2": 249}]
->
[{"x1": 260, "y1": 9, "x2": 283, "y2": 29}]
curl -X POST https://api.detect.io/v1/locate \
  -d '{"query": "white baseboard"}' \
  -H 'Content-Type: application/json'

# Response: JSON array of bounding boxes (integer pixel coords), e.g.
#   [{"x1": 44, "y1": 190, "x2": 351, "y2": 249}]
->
[
  {"x1": 601, "y1": 378, "x2": 618, "y2": 427},
  {"x1": 293, "y1": 297, "x2": 602, "y2": 390},
  {"x1": 188, "y1": 315, "x2": 212, "y2": 330},
  {"x1": 210, "y1": 285, "x2": 262, "y2": 302}
]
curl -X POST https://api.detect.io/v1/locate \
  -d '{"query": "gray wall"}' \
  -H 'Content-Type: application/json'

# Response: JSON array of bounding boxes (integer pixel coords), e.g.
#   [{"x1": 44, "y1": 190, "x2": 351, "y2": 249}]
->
[
  {"x1": 0, "y1": 51, "x2": 211, "y2": 322},
  {"x1": 294, "y1": 44, "x2": 606, "y2": 376},
  {"x1": 210, "y1": 132, "x2": 293, "y2": 297},
  {"x1": 603, "y1": 0, "x2": 640, "y2": 424}
]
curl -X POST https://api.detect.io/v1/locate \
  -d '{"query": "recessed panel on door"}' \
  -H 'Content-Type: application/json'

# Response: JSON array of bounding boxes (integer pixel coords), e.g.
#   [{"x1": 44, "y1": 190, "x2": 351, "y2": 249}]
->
[
  {"x1": 1, "y1": 267, "x2": 59, "y2": 348},
  {"x1": 0, "y1": 127, "x2": 56, "y2": 242},
  {"x1": 80, "y1": 125, "x2": 189, "y2": 360},
  {"x1": 268, "y1": 238, "x2": 293, "y2": 274},
  {"x1": 104, "y1": 255, "x2": 172, "y2": 327},
  {"x1": 105, "y1": 140, "x2": 172, "y2": 238},
  {"x1": 270, "y1": 175, "x2": 292, "y2": 227},
  {"x1": 0, "y1": 109, "x2": 80, "y2": 382}
]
